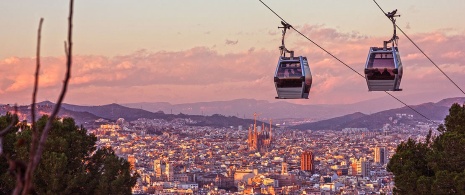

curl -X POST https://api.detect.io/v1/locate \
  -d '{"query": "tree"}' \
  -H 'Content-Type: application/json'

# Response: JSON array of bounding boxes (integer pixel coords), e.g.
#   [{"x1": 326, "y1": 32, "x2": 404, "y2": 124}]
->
[
  {"x1": 387, "y1": 138, "x2": 432, "y2": 194},
  {"x1": 0, "y1": 115, "x2": 138, "y2": 194},
  {"x1": 0, "y1": 113, "x2": 20, "y2": 193},
  {"x1": 388, "y1": 103, "x2": 465, "y2": 194}
]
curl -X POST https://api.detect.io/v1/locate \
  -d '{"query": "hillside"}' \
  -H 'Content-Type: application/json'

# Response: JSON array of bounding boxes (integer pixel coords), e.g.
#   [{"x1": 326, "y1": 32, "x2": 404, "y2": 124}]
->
[
  {"x1": 292, "y1": 112, "x2": 367, "y2": 130},
  {"x1": 60, "y1": 102, "x2": 263, "y2": 128},
  {"x1": 292, "y1": 97, "x2": 465, "y2": 130},
  {"x1": 123, "y1": 95, "x2": 453, "y2": 121},
  {"x1": 1, "y1": 101, "x2": 102, "y2": 126}
]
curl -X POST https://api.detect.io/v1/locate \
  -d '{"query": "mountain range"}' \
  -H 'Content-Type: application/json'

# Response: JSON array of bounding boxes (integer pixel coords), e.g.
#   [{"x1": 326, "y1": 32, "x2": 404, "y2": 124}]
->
[
  {"x1": 61, "y1": 102, "x2": 261, "y2": 128},
  {"x1": 0, "y1": 101, "x2": 263, "y2": 128},
  {"x1": 1, "y1": 97, "x2": 464, "y2": 130},
  {"x1": 122, "y1": 93, "x2": 452, "y2": 121},
  {"x1": 291, "y1": 97, "x2": 465, "y2": 130}
]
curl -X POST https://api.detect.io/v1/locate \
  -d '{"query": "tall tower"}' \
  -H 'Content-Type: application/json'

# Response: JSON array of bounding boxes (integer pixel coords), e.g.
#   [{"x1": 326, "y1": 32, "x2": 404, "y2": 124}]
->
[
  {"x1": 247, "y1": 113, "x2": 273, "y2": 153},
  {"x1": 248, "y1": 126, "x2": 253, "y2": 149},
  {"x1": 374, "y1": 146, "x2": 387, "y2": 165},
  {"x1": 269, "y1": 119, "x2": 272, "y2": 141},
  {"x1": 301, "y1": 151, "x2": 314, "y2": 173}
]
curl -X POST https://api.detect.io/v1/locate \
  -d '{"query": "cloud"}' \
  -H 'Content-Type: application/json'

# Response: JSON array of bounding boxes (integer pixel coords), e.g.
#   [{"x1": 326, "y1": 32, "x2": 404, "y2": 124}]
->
[
  {"x1": 1, "y1": 25, "x2": 464, "y2": 105},
  {"x1": 225, "y1": 39, "x2": 239, "y2": 45},
  {"x1": 268, "y1": 30, "x2": 278, "y2": 36}
]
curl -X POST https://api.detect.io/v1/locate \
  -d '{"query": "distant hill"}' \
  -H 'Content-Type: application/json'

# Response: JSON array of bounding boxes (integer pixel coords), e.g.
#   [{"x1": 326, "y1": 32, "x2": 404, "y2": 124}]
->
[
  {"x1": 1, "y1": 101, "x2": 102, "y2": 126},
  {"x1": 1, "y1": 101, "x2": 263, "y2": 128},
  {"x1": 2, "y1": 97, "x2": 464, "y2": 130},
  {"x1": 60, "y1": 102, "x2": 263, "y2": 128},
  {"x1": 123, "y1": 95, "x2": 452, "y2": 121},
  {"x1": 62, "y1": 103, "x2": 166, "y2": 121},
  {"x1": 124, "y1": 99, "x2": 365, "y2": 121},
  {"x1": 291, "y1": 97, "x2": 465, "y2": 130},
  {"x1": 292, "y1": 112, "x2": 367, "y2": 130}
]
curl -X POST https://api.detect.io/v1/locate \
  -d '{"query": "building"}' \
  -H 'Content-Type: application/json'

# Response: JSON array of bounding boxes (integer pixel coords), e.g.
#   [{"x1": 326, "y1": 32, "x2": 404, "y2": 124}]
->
[
  {"x1": 165, "y1": 162, "x2": 174, "y2": 181},
  {"x1": 351, "y1": 157, "x2": 370, "y2": 177},
  {"x1": 248, "y1": 114, "x2": 272, "y2": 153},
  {"x1": 374, "y1": 146, "x2": 388, "y2": 165},
  {"x1": 128, "y1": 155, "x2": 136, "y2": 170},
  {"x1": 234, "y1": 168, "x2": 255, "y2": 185},
  {"x1": 301, "y1": 151, "x2": 314, "y2": 173},
  {"x1": 154, "y1": 159, "x2": 167, "y2": 180}
]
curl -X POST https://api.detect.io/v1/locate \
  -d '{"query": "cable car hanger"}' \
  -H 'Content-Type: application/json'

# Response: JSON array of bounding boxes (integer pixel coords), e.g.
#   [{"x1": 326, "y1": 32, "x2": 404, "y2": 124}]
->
[
  {"x1": 383, "y1": 9, "x2": 400, "y2": 50},
  {"x1": 278, "y1": 21, "x2": 294, "y2": 58}
]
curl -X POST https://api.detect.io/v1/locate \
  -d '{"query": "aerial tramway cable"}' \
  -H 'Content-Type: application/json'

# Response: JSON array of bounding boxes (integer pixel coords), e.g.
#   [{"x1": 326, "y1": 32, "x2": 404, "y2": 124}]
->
[
  {"x1": 258, "y1": 0, "x2": 439, "y2": 124},
  {"x1": 372, "y1": 0, "x2": 465, "y2": 96}
]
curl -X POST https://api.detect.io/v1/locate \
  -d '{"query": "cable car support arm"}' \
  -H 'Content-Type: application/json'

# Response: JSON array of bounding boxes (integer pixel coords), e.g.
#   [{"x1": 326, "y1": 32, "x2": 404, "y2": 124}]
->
[
  {"x1": 279, "y1": 21, "x2": 294, "y2": 58},
  {"x1": 383, "y1": 9, "x2": 400, "y2": 50}
]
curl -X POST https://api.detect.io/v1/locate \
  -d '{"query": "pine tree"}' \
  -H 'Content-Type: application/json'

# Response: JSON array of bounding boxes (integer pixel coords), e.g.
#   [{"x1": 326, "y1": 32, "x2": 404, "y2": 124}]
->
[
  {"x1": 388, "y1": 103, "x2": 465, "y2": 194},
  {"x1": 0, "y1": 115, "x2": 138, "y2": 194}
]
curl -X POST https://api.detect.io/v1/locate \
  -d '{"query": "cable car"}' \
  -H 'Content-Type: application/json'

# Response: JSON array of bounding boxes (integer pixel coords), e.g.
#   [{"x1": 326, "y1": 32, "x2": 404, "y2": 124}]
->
[
  {"x1": 364, "y1": 9, "x2": 403, "y2": 91},
  {"x1": 274, "y1": 21, "x2": 312, "y2": 99},
  {"x1": 364, "y1": 47, "x2": 402, "y2": 91},
  {"x1": 274, "y1": 56, "x2": 312, "y2": 99}
]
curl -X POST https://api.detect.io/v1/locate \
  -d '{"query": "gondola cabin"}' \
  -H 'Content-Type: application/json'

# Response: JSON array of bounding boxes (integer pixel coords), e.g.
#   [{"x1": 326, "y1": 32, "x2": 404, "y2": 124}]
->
[
  {"x1": 364, "y1": 47, "x2": 403, "y2": 91},
  {"x1": 274, "y1": 56, "x2": 312, "y2": 99}
]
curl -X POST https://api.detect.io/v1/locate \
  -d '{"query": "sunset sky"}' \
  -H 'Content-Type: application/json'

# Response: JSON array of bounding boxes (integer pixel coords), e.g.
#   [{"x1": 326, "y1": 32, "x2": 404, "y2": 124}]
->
[{"x1": 1, "y1": 0, "x2": 465, "y2": 106}]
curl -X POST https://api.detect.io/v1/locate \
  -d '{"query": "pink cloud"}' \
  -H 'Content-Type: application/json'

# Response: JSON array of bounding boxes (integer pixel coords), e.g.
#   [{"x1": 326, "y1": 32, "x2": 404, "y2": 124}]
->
[
  {"x1": 1, "y1": 25, "x2": 464, "y2": 105},
  {"x1": 225, "y1": 39, "x2": 239, "y2": 45}
]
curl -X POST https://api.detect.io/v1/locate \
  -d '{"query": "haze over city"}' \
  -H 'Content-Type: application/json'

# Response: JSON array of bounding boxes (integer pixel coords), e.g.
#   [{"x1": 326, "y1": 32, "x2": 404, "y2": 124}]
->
[{"x1": 2, "y1": 0, "x2": 465, "y2": 106}]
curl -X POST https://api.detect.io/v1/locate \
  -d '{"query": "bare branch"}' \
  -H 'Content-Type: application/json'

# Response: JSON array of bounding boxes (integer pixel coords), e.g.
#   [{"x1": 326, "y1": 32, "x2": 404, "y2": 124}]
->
[
  {"x1": 64, "y1": 41, "x2": 69, "y2": 57},
  {"x1": 32, "y1": 18, "x2": 43, "y2": 132},
  {"x1": 27, "y1": 17, "x2": 44, "y2": 171},
  {"x1": 22, "y1": 1, "x2": 73, "y2": 194}
]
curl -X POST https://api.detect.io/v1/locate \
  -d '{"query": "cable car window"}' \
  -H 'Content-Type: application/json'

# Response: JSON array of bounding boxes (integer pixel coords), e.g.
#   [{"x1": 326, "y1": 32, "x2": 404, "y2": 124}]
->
[
  {"x1": 277, "y1": 61, "x2": 302, "y2": 78},
  {"x1": 369, "y1": 53, "x2": 395, "y2": 68}
]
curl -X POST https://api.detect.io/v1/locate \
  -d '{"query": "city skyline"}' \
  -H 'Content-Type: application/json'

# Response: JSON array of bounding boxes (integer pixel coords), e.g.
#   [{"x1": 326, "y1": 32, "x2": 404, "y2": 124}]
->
[{"x1": 1, "y1": 1, "x2": 465, "y2": 106}]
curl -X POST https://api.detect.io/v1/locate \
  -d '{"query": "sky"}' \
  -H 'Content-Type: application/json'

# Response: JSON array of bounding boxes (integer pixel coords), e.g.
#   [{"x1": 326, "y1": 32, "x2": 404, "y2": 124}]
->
[{"x1": 1, "y1": 0, "x2": 465, "y2": 106}]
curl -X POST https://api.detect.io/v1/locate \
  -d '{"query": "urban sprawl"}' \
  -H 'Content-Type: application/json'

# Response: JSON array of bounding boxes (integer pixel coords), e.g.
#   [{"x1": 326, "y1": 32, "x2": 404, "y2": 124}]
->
[{"x1": 91, "y1": 113, "x2": 436, "y2": 195}]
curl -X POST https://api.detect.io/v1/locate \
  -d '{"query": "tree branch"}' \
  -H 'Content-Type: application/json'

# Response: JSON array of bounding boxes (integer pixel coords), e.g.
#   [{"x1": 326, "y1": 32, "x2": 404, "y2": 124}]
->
[
  {"x1": 21, "y1": 0, "x2": 73, "y2": 194},
  {"x1": 27, "y1": 17, "x2": 43, "y2": 175},
  {"x1": 64, "y1": 41, "x2": 69, "y2": 57}
]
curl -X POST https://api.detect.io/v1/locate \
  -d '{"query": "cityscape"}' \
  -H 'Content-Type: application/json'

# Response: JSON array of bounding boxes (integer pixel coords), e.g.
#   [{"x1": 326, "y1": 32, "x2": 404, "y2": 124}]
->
[
  {"x1": 89, "y1": 109, "x2": 436, "y2": 194},
  {"x1": 2, "y1": 1, "x2": 465, "y2": 194}
]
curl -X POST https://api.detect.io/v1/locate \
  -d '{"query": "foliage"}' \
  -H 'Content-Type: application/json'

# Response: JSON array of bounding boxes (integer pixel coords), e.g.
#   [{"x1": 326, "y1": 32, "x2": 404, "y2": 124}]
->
[
  {"x1": 0, "y1": 115, "x2": 138, "y2": 194},
  {"x1": 388, "y1": 103, "x2": 465, "y2": 194},
  {"x1": 0, "y1": 112, "x2": 20, "y2": 193}
]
